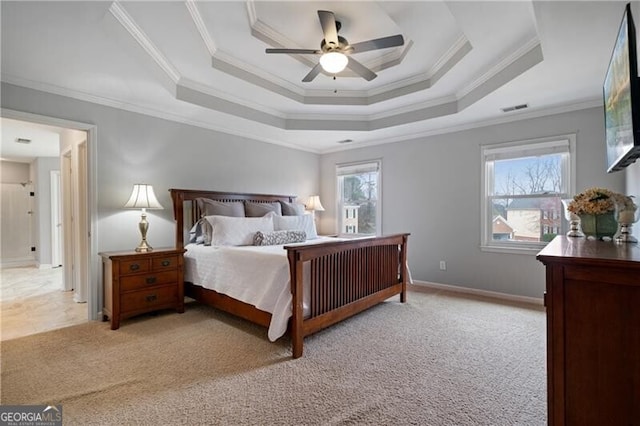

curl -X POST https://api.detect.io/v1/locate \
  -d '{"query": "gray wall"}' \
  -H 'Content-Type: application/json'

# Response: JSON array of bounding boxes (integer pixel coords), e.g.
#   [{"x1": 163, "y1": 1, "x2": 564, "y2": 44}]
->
[
  {"x1": 32, "y1": 157, "x2": 59, "y2": 266},
  {"x1": 1, "y1": 83, "x2": 320, "y2": 254},
  {"x1": 320, "y1": 107, "x2": 624, "y2": 299}
]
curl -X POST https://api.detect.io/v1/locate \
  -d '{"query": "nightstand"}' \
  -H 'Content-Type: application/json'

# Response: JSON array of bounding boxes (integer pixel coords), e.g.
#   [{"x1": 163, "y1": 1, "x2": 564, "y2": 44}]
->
[{"x1": 99, "y1": 248, "x2": 185, "y2": 330}]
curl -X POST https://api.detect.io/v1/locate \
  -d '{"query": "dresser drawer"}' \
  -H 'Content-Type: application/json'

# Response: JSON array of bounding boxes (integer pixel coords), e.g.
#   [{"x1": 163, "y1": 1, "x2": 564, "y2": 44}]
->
[
  {"x1": 152, "y1": 255, "x2": 179, "y2": 270},
  {"x1": 120, "y1": 285, "x2": 178, "y2": 314},
  {"x1": 120, "y1": 270, "x2": 178, "y2": 292},
  {"x1": 120, "y1": 258, "x2": 150, "y2": 275}
]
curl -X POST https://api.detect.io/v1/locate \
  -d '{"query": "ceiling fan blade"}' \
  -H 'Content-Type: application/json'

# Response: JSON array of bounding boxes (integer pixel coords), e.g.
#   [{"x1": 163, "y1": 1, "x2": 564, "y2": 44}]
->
[
  {"x1": 346, "y1": 57, "x2": 377, "y2": 81},
  {"x1": 349, "y1": 34, "x2": 404, "y2": 54},
  {"x1": 266, "y1": 48, "x2": 321, "y2": 54},
  {"x1": 302, "y1": 63, "x2": 323, "y2": 82},
  {"x1": 318, "y1": 10, "x2": 339, "y2": 47}
]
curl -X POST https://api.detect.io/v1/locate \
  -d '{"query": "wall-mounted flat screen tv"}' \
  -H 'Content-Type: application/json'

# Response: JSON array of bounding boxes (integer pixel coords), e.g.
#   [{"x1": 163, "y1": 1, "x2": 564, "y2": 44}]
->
[{"x1": 604, "y1": 3, "x2": 640, "y2": 173}]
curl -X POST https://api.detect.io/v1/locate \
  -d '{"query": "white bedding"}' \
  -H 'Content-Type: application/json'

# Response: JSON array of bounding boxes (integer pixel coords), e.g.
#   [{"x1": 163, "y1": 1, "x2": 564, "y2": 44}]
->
[{"x1": 184, "y1": 237, "x2": 342, "y2": 341}]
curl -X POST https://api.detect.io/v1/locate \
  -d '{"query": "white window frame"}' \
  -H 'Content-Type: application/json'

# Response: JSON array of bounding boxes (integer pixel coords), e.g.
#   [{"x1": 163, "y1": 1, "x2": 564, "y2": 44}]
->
[
  {"x1": 336, "y1": 159, "x2": 382, "y2": 236},
  {"x1": 480, "y1": 134, "x2": 576, "y2": 254}
]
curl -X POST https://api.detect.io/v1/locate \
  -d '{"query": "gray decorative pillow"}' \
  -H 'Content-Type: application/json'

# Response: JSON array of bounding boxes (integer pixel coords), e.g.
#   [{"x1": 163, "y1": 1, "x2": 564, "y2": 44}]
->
[
  {"x1": 280, "y1": 200, "x2": 305, "y2": 216},
  {"x1": 196, "y1": 198, "x2": 245, "y2": 217},
  {"x1": 253, "y1": 230, "x2": 306, "y2": 246},
  {"x1": 245, "y1": 201, "x2": 282, "y2": 217}
]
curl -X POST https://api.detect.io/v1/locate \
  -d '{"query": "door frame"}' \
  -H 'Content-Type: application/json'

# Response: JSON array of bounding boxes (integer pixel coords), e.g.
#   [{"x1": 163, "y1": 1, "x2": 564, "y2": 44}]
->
[
  {"x1": 50, "y1": 169, "x2": 62, "y2": 269},
  {"x1": 1, "y1": 108, "x2": 99, "y2": 320}
]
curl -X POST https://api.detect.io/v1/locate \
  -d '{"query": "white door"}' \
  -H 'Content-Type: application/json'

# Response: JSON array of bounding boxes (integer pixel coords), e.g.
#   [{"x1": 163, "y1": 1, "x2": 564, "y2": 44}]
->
[
  {"x1": 0, "y1": 183, "x2": 34, "y2": 266},
  {"x1": 51, "y1": 170, "x2": 62, "y2": 268}
]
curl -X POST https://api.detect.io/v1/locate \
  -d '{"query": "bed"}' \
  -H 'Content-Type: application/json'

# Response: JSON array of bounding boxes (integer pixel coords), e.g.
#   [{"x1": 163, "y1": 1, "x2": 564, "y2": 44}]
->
[{"x1": 170, "y1": 188, "x2": 410, "y2": 358}]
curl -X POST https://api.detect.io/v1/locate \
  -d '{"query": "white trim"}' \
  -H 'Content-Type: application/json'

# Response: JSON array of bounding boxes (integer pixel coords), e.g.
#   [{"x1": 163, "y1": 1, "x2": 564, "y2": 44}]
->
[
  {"x1": 0, "y1": 108, "x2": 98, "y2": 320},
  {"x1": 479, "y1": 133, "x2": 576, "y2": 254},
  {"x1": 109, "y1": 2, "x2": 180, "y2": 83},
  {"x1": 458, "y1": 37, "x2": 541, "y2": 100},
  {"x1": 185, "y1": 0, "x2": 217, "y2": 56},
  {"x1": 0, "y1": 259, "x2": 37, "y2": 269},
  {"x1": 37, "y1": 263, "x2": 53, "y2": 270},
  {"x1": 412, "y1": 280, "x2": 544, "y2": 306},
  {"x1": 2, "y1": 76, "x2": 600, "y2": 156}
]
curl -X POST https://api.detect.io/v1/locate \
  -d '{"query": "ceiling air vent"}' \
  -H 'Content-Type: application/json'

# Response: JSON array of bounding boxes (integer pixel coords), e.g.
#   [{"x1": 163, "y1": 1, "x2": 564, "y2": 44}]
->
[
  {"x1": 501, "y1": 104, "x2": 528, "y2": 113},
  {"x1": 337, "y1": 139, "x2": 353, "y2": 144},
  {"x1": 15, "y1": 138, "x2": 32, "y2": 144}
]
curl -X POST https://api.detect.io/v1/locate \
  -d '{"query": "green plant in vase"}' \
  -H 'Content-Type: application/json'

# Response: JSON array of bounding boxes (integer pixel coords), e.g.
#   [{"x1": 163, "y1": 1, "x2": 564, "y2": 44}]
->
[{"x1": 566, "y1": 187, "x2": 628, "y2": 239}]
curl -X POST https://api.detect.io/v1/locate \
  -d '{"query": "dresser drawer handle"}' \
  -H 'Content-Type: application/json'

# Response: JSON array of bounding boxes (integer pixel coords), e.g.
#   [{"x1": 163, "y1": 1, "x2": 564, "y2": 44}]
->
[
  {"x1": 161, "y1": 260, "x2": 171, "y2": 267},
  {"x1": 145, "y1": 294, "x2": 157, "y2": 302},
  {"x1": 129, "y1": 263, "x2": 140, "y2": 271},
  {"x1": 145, "y1": 276, "x2": 157, "y2": 285}
]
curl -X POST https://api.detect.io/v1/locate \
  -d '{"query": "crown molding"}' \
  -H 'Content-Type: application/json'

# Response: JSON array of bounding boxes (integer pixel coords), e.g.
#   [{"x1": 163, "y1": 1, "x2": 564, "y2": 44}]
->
[
  {"x1": 185, "y1": 0, "x2": 216, "y2": 56},
  {"x1": 109, "y1": 1, "x2": 180, "y2": 83},
  {"x1": 2, "y1": 76, "x2": 601, "y2": 156},
  {"x1": 320, "y1": 98, "x2": 602, "y2": 154},
  {"x1": 458, "y1": 37, "x2": 541, "y2": 100}
]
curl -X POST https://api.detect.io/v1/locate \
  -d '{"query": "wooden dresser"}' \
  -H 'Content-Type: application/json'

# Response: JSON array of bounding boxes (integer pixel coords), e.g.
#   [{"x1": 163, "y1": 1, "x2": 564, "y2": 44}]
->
[
  {"x1": 99, "y1": 248, "x2": 185, "y2": 329},
  {"x1": 537, "y1": 236, "x2": 640, "y2": 426}
]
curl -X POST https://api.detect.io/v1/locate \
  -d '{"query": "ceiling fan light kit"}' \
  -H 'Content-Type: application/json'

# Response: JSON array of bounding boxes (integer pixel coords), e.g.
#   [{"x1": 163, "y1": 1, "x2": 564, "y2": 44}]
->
[
  {"x1": 265, "y1": 10, "x2": 404, "y2": 82},
  {"x1": 319, "y1": 51, "x2": 348, "y2": 74}
]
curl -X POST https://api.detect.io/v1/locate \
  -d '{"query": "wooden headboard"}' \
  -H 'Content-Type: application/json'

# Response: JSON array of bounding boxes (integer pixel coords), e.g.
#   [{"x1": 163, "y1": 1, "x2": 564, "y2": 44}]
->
[{"x1": 169, "y1": 189, "x2": 297, "y2": 248}]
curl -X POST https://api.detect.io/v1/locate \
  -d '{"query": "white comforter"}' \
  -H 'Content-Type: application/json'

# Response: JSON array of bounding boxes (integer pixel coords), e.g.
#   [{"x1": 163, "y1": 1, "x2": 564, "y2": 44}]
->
[{"x1": 184, "y1": 239, "x2": 338, "y2": 341}]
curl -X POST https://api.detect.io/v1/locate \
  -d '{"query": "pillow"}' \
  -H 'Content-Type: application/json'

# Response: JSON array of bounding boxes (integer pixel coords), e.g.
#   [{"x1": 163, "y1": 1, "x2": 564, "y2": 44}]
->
[
  {"x1": 274, "y1": 214, "x2": 318, "y2": 240},
  {"x1": 196, "y1": 198, "x2": 245, "y2": 217},
  {"x1": 205, "y1": 215, "x2": 274, "y2": 246},
  {"x1": 188, "y1": 217, "x2": 212, "y2": 245},
  {"x1": 253, "y1": 230, "x2": 306, "y2": 246},
  {"x1": 245, "y1": 201, "x2": 282, "y2": 217},
  {"x1": 280, "y1": 200, "x2": 306, "y2": 216}
]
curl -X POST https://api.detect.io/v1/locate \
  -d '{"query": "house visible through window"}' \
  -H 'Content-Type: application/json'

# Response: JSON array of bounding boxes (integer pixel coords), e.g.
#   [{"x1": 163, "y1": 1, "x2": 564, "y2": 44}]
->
[
  {"x1": 481, "y1": 135, "x2": 575, "y2": 252},
  {"x1": 336, "y1": 160, "x2": 381, "y2": 235}
]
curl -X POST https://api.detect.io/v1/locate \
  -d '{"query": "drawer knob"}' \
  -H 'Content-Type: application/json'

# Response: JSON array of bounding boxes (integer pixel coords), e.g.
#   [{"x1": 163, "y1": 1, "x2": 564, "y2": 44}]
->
[
  {"x1": 129, "y1": 264, "x2": 140, "y2": 271},
  {"x1": 145, "y1": 294, "x2": 157, "y2": 302},
  {"x1": 161, "y1": 260, "x2": 171, "y2": 267},
  {"x1": 145, "y1": 276, "x2": 157, "y2": 285}
]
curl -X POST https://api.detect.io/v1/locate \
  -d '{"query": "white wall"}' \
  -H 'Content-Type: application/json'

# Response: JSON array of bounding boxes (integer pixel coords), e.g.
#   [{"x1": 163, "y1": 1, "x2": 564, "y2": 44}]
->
[
  {"x1": 0, "y1": 161, "x2": 30, "y2": 183},
  {"x1": 320, "y1": 107, "x2": 624, "y2": 299}
]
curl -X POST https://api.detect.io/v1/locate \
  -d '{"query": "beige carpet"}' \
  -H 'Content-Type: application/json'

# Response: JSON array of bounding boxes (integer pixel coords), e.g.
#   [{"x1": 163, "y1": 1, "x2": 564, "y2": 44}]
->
[{"x1": 0, "y1": 289, "x2": 546, "y2": 425}]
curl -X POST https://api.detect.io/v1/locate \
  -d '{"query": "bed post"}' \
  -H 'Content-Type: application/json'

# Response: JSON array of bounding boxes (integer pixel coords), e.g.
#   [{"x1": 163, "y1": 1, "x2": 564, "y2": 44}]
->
[
  {"x1": 170, "y1": 189, "x2": 185, "y2": 249},
  {"x1": 288, "y1": 249, "x2": 304, "y2": 358},
  {"x1": 400, "y1": 234, "x2": 408, "y2": 303}
]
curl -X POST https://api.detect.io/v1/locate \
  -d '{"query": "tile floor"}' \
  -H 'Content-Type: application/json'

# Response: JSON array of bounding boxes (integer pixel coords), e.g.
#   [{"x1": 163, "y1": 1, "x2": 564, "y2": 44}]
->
[{"x1": 0, "y1": 266, "x2": 87, "y2": 341}]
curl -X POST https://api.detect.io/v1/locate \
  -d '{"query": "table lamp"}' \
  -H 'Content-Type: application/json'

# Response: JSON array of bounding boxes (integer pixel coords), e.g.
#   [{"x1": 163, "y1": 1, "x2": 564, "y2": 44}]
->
[{"x1": 124, "y1": 184, "x2": 163, "y2": 252}]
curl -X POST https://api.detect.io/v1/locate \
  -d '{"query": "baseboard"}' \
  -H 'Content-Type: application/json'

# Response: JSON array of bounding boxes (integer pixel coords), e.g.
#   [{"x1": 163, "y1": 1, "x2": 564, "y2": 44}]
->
[
  {"x1": 0, "y1": 258, "x2": 36, "y2": 268},
  {"x1": 411, "y1": 280, "x2": 544, "y2": 306},
  {"x1": 38, "y1": 263, "x2": 53, "y2": 270}
]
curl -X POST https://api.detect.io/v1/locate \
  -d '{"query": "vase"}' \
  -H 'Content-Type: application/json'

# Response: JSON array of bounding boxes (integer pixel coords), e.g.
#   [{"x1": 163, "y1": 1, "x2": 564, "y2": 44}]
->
[{"x1": 579, "y1": 213, "x2": 618, "y2": 239}]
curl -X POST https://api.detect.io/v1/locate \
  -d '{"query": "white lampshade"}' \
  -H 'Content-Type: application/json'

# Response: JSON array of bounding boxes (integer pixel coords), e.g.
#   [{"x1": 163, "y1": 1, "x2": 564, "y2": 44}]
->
[
  {"x1": 306, "y1": 195, "x2": 325, "y2": 212},
  {"x1": 319, "y1": 52, "x2": 348, "y2": 74},
  {"x1": 124, "y1": 184, "x2": 163, "y2": 210}
]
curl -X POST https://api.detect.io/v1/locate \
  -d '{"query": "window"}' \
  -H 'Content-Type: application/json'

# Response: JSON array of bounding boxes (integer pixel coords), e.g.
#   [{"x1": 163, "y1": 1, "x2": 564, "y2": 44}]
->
[
  {"x1": 481, "y1": 135, "x2": 575, "y2": 253},
  {"x1": 336, "y1": 160, "x2": 381, "y2": 236}
]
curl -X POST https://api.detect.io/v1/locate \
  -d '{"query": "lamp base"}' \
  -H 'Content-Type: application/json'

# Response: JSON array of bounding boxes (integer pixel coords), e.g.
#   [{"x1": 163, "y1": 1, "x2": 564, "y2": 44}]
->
[{"x1": 135, "y1": 240, "x2": 153, "y2": 252}]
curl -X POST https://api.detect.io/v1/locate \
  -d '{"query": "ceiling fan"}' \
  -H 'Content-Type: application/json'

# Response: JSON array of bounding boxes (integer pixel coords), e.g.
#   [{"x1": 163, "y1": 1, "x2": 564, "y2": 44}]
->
[{"x1": 265, "y1": 10, "x2": 404, "y2": 82}]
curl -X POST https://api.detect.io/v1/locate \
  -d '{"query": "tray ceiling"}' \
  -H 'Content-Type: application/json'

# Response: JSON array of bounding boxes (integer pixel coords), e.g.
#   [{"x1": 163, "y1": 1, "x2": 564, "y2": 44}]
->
[{"x1": 0, "y1": 1, "x2": 630, "y2": 153}]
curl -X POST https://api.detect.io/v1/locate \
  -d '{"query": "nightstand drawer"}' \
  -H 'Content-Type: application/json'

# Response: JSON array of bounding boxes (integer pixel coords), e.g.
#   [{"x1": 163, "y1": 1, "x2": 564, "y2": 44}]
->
[
  {"x1": 152, "y1": 255, "x2": 179, "y2": 270},
  {"x1": 121, "y1": 259, "x2": 150, "y2": 275},
  {"x1": 120, "y1": 285, "x2": 178, "y2": 314},
  {"x1": 120, "y1": 270, "x2": 178, "y2": 292}
]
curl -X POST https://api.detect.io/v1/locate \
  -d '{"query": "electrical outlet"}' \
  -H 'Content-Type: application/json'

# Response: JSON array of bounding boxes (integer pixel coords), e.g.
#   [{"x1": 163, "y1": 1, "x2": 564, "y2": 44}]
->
[{"x1": 439, "y1": 260, "x2": 446, "y2": 270}]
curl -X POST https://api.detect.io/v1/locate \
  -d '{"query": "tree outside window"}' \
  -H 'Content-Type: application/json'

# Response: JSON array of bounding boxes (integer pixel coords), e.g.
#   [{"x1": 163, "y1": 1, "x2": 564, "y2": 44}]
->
[{"x1": 337, "y1": 161, "x2": 381, "y2": 235}]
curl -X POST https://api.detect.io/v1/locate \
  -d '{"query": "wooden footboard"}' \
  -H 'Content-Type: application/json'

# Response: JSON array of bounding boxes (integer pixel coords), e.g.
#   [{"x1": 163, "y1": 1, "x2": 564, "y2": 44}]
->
[{"x1": 286, "y1": 234, "x2": 409, "y2": 358}]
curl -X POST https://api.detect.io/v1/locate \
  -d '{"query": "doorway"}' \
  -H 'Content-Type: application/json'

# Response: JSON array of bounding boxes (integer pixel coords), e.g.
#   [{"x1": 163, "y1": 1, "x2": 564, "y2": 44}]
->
[{"x1": 0, "y1": 110, "x2": 98, "y2": 333}]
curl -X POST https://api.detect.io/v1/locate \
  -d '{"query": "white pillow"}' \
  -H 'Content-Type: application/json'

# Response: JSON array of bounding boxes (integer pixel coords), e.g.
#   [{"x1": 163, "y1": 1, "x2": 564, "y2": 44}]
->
[
  {"x1": 274, "y1": 213, "x2": 318, "y2": 240},
  {"x1": 205, "y1": 215, "x2": 274, "y2": 246}
]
